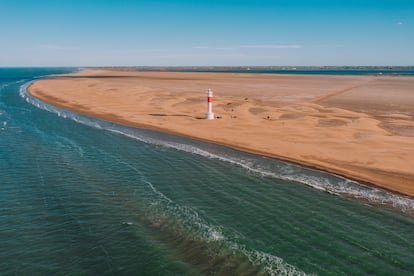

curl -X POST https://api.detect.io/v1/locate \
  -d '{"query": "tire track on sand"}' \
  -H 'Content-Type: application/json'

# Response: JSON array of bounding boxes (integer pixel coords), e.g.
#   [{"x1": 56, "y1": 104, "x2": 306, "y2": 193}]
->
[{"x1": 311, "y1": 78, "x2": 375, "y2": 105}]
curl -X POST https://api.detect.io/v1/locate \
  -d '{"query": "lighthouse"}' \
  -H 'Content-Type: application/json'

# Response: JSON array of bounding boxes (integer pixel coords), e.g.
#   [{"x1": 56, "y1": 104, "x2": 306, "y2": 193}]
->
[{"x1": 205, "y1": 88, "x2": 214, "y2": 120}]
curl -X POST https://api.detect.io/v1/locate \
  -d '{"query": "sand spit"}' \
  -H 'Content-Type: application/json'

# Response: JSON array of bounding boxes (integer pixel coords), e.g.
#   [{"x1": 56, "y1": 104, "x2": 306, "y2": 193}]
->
[{"x1": 28, "y1": 70, "x2": 414, "y2": 196}]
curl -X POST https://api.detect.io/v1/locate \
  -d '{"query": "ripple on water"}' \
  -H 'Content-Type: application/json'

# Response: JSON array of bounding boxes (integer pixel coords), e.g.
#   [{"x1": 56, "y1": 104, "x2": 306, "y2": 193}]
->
[{"x1": 3, "y1": 79, "x2": 412, "y2": 275}]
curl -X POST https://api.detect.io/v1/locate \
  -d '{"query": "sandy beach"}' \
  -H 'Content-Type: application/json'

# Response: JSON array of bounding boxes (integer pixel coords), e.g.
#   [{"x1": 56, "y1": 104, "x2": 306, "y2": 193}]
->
[{"x1": 28, "y1": 70, "x2": 414, "y2": 197}]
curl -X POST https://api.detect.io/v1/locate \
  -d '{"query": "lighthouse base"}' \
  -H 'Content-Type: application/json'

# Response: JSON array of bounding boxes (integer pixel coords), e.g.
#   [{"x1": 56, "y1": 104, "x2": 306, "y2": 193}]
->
[{"x1": 205, "y1": 112, "x2": 215, "y2": 120}]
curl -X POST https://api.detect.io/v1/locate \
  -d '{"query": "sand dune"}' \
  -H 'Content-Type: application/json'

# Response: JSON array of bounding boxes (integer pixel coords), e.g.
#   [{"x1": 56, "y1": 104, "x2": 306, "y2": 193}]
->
[{"x1": 28, "y1": 70, "x2": 414, "y2": 196}]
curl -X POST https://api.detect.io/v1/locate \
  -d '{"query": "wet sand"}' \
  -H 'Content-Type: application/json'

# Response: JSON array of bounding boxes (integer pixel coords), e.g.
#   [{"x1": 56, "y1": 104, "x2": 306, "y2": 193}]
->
[{"x1": 28, "y1": 70, "x2": 414, "y2": 197}]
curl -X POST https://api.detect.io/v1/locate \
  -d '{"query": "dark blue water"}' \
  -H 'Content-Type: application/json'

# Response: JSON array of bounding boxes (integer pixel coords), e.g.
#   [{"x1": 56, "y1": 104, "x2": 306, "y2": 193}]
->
[
  {"x1": 1, "y1": 68, "x2": 414, "y2": 275},
  {"x1": 146, "y1": 68, "x2": 414, "y2": 76}
]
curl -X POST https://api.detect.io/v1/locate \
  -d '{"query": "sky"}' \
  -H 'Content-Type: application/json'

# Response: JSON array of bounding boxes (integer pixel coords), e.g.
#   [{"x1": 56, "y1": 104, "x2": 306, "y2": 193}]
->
[{"x1": 0, "y1": 0, "x2": 413, "y2": 66}]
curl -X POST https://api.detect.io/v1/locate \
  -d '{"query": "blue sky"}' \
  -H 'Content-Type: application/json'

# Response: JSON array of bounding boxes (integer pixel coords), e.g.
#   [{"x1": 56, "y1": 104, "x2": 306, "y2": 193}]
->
[{"x1": 0, "y1": 0, "x2": 413, "y2": 66}]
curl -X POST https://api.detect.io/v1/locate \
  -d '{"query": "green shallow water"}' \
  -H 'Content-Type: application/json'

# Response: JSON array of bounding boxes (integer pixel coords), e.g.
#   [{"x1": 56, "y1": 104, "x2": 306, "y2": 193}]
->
[{"x1": 1, "y1": 68, "x2": 414, "y2": 275}]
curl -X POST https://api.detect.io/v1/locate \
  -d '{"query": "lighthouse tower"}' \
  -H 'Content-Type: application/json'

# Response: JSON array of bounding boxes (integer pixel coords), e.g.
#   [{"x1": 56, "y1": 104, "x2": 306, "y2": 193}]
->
[{"x1": 205, "y1": 88, "x2": 214, "y2": 120}]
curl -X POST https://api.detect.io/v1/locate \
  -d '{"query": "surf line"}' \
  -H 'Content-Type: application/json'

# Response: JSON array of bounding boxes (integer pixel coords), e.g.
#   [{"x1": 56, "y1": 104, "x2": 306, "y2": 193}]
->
[{"x1": 20, "y1": 81, "x2": 414, "y2": 216}]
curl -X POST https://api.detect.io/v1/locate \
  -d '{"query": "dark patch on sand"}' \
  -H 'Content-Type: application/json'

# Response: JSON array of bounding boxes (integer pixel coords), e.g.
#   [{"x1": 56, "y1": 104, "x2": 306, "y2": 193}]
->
[{"x1": 317, "y1": 119, "x2": 348, "y2": 127}]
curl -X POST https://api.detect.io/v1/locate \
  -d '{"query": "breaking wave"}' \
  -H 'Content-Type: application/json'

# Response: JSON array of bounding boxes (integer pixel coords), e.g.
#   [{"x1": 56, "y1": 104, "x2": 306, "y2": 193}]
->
[{"x1": 20, "y1": 82, "x2": 414, "y2": 217}]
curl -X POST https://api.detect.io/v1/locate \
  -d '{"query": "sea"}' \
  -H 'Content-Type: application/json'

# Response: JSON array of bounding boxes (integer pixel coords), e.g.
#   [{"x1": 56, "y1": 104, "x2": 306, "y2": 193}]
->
[
  {"x1": 1, "y1": 68, "x2": 414, "y2": 275},
  {"x1": 141, "y1": 67, "x2": 414, "y2": 76}
]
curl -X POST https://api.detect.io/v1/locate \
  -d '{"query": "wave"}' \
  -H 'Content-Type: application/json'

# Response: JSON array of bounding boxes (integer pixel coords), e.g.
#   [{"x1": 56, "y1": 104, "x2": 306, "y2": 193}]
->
[
  {"x1": 102, "y1": 127, "x2": 414, "y2": 215},
  {"x1": 19, "y1": 81, "x2": 414, "y2": 216},
  {"x1": 138, "y1": 173, "x2": 306, "y2": 275},
  {"x1": 19, "y1": 80, "x2": 414, "y2": 274},
  {"x1": 106, "y1": 143, "x2": 305, "y2": 274},
  {"x1": 0, "y1": 82, "x2": 12, "y2": 92}
]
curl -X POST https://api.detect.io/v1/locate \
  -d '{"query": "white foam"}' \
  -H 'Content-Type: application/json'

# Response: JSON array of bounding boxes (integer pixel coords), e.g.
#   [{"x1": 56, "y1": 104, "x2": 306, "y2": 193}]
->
[
  {"x1": 143, "y1": 178, "x2": 172, "y2": 204},
  {"x1": 141, "y1": 177, "x2": 305, "y2": 274},
  {"x1": 207, "y1": 228, "x2": 224, "y2": 241},
  {"x1": 19, "y1": 80, "x2": 408, "y2": 274},
  {"x1": 246, "y1": 250, "x2": 307, "y2": 276},
  {"x1": 56, "y1": 135, "x2": 84, "y2": 157},
  {"x1": 20, "y1": 81, "x2": 414, "y2": 215},
  {"x1": 0, "y1": 82, "x2": 13, "y2": 91}
]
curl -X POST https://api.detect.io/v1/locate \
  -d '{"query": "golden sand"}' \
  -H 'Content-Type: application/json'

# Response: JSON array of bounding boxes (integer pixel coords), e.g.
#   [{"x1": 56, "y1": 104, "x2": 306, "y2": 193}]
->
[{"x1": 28, "y1": 70, "x2": 414, "y2": 196}]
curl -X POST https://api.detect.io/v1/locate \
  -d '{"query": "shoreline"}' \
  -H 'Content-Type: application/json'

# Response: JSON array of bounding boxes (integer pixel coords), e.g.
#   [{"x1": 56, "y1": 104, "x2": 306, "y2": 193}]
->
[
  {"x1": 27, "y1": 70, "x2": 414, "y2": 197},
  {"x1": 23, "y1": 83, "x2": 408, "y2": 197}
]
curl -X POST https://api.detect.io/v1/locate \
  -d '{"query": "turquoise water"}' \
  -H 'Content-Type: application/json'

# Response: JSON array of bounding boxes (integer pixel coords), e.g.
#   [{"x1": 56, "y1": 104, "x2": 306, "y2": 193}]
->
[{"x1": 1, "y1": 68, "x2": 414, "y2": 275}]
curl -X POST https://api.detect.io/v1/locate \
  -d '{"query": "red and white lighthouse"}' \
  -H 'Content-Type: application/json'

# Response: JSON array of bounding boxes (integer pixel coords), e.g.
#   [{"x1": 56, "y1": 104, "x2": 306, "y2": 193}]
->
[{"x1": 205, "y1": 88, "x2": 214, "y2": 120}]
